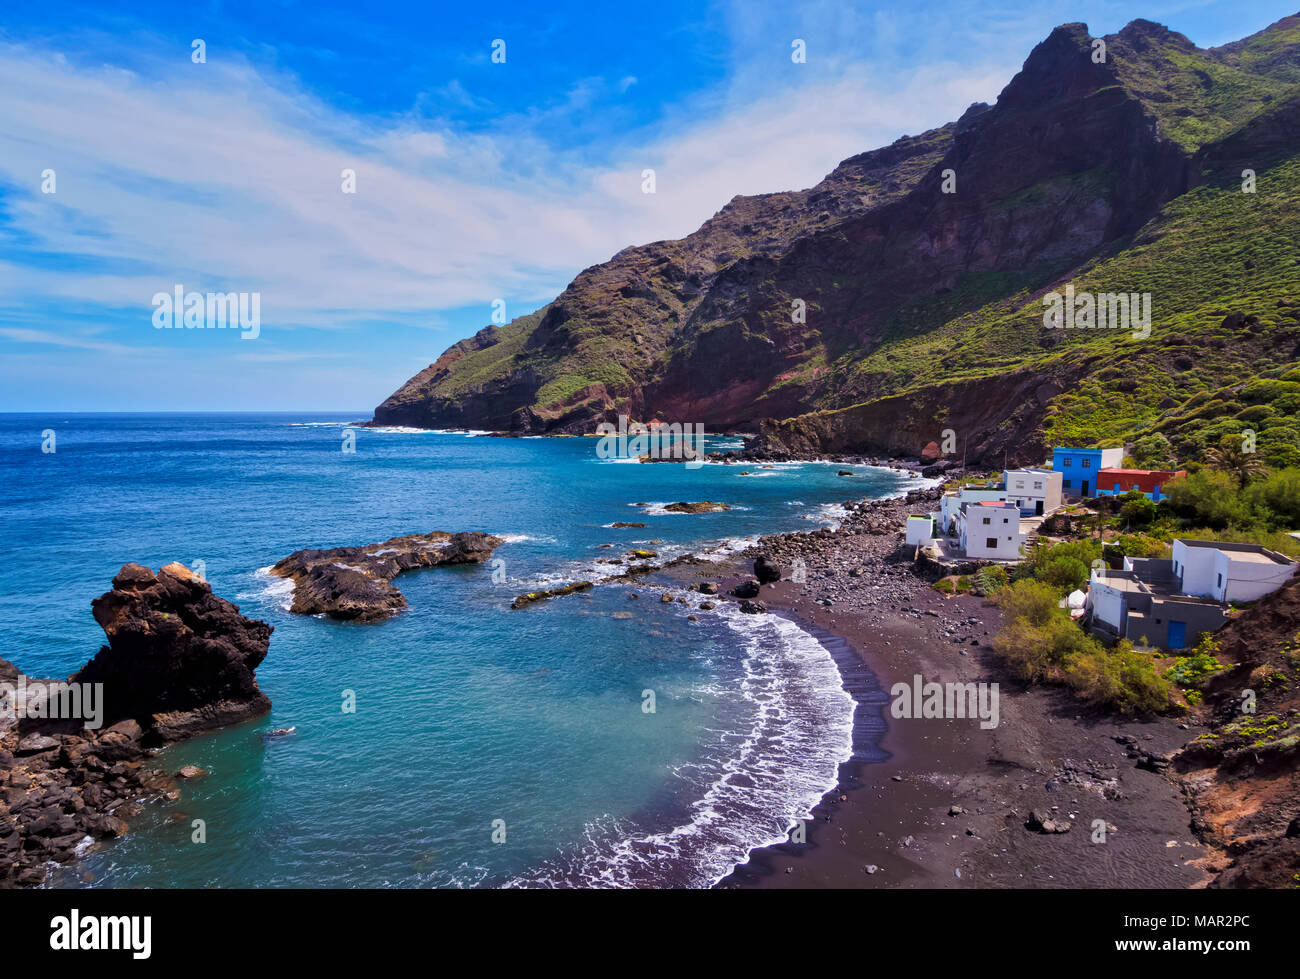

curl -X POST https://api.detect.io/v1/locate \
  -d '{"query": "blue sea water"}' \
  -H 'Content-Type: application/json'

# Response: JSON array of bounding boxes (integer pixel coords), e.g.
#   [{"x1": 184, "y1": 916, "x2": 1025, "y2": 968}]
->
[{"x1": 0, "y1": 412, "x2": 926, "y2": 888}]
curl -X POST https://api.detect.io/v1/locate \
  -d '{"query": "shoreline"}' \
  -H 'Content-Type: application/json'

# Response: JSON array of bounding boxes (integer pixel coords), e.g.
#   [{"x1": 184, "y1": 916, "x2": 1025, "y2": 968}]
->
[{"x1": 656, "y1": 489, "x2": 1210, "y2": 889}]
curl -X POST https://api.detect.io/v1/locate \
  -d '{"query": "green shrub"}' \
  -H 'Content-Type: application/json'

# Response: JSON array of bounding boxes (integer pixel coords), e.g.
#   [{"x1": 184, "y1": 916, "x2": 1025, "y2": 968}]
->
[
  {"x1": 1164, "y1": 469, "x2": 1253, "y2": 528},
  {"x1": 993, "y1": 582, "x2": 1171, "y2": 713},
  {"x1": 1064, "y1": 641, "x2": 1172, "y2": 714},
  {"x1": 1120, "y1": 491, "x2": 1159, "y2": 528},
  {"x1": 974, "y1": 565, "x2": 1009, "y2": 596}
]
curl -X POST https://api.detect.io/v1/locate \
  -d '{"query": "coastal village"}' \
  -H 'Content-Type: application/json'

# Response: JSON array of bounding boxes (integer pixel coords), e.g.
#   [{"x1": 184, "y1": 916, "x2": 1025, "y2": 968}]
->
[
  {"x1": 726, "y1": 434, "x2": 1300, "y2": 889},
  {"x1": 904, "y1": 446, "x2": 1297, "y2": 652}
]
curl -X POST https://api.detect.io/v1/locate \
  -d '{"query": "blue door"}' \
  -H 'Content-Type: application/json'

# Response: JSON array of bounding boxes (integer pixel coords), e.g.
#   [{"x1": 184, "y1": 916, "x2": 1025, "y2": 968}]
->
[{"x1": 1167, "y1": 621, "x2": 1187, "y2": 649}]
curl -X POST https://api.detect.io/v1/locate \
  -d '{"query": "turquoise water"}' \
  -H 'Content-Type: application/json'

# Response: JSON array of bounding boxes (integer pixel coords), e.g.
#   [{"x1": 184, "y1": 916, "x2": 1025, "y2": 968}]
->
[{"x1": 0, "y1": 413, "x2": 925, "y2": 887}]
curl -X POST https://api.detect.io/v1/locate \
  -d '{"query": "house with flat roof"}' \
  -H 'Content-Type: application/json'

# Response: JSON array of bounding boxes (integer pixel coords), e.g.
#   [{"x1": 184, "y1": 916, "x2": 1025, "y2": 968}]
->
[
  {"x1": 1087, "y1": 566, "x2": 1228, "y2": 649},
  {"x1": 1171, "y1": 539, "x2": 1297, "y2": 604},
  {"x1": 957, "y1": 501, "x2": 1023, "y2": 560},
  {"x1": 1052, "y1": 446, "x2": 1124, "y2": 498},
  {"x1": 1087, "y1": 540, "x2": 1298, "y2": 649},
  {"x1": 1095, "y1": 467, "x2": 1186, "y2": 501},
  {"x1": 905, "y1": 515, "x2": 938, "y2": 547},
  {"x1": 934, "y1": 468, "x2": 1063, "y2": 534},
  {"x1": 1002, "y1": 467, "x2": 1063, "y2": 516}
]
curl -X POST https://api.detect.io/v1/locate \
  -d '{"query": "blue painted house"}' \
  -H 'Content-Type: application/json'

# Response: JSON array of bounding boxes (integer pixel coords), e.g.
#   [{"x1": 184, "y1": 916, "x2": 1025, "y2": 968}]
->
[{"x1": 1052, "y1": 446, "x2": 1125, "y2": 498}]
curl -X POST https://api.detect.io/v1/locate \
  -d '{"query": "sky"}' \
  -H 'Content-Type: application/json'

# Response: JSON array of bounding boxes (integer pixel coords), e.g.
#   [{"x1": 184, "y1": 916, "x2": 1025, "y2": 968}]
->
[{"x1": 1, "y1": 0, "x2": 1296, "y2": 411}]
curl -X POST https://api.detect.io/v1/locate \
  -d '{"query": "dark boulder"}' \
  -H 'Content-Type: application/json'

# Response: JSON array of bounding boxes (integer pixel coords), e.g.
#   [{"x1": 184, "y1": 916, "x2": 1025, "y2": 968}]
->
[{"x1": 74, "y1": 562, "x2": 273, "y2": 741}]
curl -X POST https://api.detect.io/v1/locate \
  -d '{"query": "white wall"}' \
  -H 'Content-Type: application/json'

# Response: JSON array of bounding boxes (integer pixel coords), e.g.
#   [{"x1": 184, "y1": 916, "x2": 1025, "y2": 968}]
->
[
  {"x1": 1217, "y1": 552, "x2": 1298, "y2": 603},
  {"x1": 1173, "y1": 541, "x2": 1218, "y2": 598},
  {"x1": 1004, "y1": 469, "x2": 1063, "y2": 514},
  {"x1": 1174, "y1": 540, "x2": 1298, "y2": 602},
  {"x1": 941, "y1": 488, "x2": 1006, "y2": 530},
  {"x1": 963, "y1": 507, "x2": 1021, "y2": 559},
  {"x1": 1088, "y1": 574, "x2": 1126, "y2": 631},
  {"x1": 906, "y1": 517, "x2": 936, "y2": 546}
]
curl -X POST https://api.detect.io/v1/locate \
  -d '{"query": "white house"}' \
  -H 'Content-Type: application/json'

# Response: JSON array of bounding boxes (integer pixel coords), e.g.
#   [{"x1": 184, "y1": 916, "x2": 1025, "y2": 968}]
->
[
  {"x1": 938, "y1": 486, "x2": 1007, "y2": 534},
  {"x1": 1171, "y1": 539, "x2": 1298, "y2": 604},
  {"x1": 935, "y1": 470, "x2": 1063, "y2": 533},
  {"x1": 1002, "y1": 467, "x2": 1063, "y2": 517},
  {"x1": 958, "y1": 501, "x2": 1024, "y2": 560}
]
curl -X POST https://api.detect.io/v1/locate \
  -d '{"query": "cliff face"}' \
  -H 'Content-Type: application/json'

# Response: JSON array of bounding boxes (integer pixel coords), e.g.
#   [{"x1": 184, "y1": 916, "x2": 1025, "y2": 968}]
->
[
  {"x1": 1172, "y1": 574, "x2": 1300, "y2": 888},
  {"x1": 374, "y1": 16, "x2": 1300, "y2": 463}
]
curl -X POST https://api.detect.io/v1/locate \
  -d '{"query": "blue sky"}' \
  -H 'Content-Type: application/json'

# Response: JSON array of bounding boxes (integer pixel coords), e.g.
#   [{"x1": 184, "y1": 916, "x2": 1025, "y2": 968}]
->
[{"x1": 1, "y1": 0, "x2": 1295, "y2": 411}]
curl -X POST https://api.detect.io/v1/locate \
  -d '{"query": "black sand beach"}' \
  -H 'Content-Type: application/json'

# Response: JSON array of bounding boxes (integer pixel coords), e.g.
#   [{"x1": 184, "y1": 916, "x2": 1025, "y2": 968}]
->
[{"x1": 664, "y1": 487, "x2": 1210, "y2": 889}]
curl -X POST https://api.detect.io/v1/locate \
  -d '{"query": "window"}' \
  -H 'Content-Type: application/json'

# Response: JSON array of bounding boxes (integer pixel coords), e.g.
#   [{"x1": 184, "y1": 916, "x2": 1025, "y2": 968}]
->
[
  {"x1": 1217, "y1": 573, "x2": 1223, "y2": 588},
  {"x1": 1063, "y1": 456, "x2": 1073, "y2": 466},
  {"x1": 1081, "y1": 458, "x2": 1091, "y2": 468},
  {"x1": 1033, "y1": 481, "x2": 1042, "y2": 489},
  {"x1": 1063, "y1": 479, "x2": 1072, "y2": 488},
  {"x1": 985, "y1": 538, "x2": 998, "y2": 549},
  {"x1": 982, "y1": 517, "x2": 990, "y2": 524}
]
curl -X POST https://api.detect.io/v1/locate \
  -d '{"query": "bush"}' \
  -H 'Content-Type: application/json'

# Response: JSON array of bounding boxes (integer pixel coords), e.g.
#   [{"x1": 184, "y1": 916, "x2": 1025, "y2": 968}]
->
[
  {"x1": 1120, "y1": 491, "x2": 1158, "y2": 528},
  {"x1": 993, "y1": 581, "x2": 1171, "y2": 713},
  {"x1": 1163, "y1": 636, "x2": 1225, "y2": 687},
  {"x1": 974, "y1": 565, "x2": 1009, "y2": 596},
  {"x1": 1164, "y1": 469, "x2": 1253, "y2": 528},
  {"x1": 1039, "y1": 555, "x2": 1090, "y2": 592},
  {"x1": 1064, "y1": 641, "x2": 1172, "y2": 713},
  {"x1": 993, "y1": 581, "x2": 1092, "y2": 681},
  {"x1": 1133, "y1": 433, "x2": 1173, "y2": 468},
  {"x1": 1244, "y1": 467, "x2": 1300, "y2": 528}
]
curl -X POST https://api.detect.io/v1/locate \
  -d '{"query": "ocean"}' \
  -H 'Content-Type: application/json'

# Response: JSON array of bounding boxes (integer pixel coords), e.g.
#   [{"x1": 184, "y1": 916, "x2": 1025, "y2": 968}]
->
[{"x1": 0, "y1": 412, "x2": 926, "y2": 888}]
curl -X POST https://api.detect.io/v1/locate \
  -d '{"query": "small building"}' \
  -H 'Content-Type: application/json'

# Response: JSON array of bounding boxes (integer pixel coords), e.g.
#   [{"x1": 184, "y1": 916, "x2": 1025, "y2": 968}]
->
[
  {"x1": 905, "y1": 515, "x2": 938, "y2": 547},
  {"x1": 1002, "y1": 467, "x2": 1063, "y2": 516},
  {"x1": 1052, "y1": 446, "x2": 1124, "y2": 498},
  {"x1": 1171, "y1": 539, "x2": 1297, "y2": 604},
  {"x1": 957, "y1": 501, "x2": 1023, "y2": 560},
  {"x1": 938, "y1": 484, "x2": 1007, "y2": 533},
  {"x1": 1095, "y1": 468, "x2": 1186, "y2": 501}
]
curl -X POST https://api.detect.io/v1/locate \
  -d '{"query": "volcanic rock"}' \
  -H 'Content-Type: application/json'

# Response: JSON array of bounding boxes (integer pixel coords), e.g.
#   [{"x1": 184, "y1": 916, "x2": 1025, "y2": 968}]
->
[
  {"x1": 75, "y1": 562, "x2": 273, "y2": 740},
  {"x1": 271, "y1": 530, "x2": 504, "y2": 622}
]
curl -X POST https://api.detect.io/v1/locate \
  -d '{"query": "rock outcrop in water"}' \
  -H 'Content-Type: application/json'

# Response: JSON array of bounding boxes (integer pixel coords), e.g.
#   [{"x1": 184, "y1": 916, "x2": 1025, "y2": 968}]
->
[
  {"x1": 0, "y1": 563, "x2": 273, "y2": 887},
  {"x1": 271, "y1": 531, "x2": 505, "y2": 622},
  {"x1": 75, "y1": 562, "x2": 273, "y2": 741},
  {"x1": 661, "y1": 502, "x2": 731, "y2": 514}
]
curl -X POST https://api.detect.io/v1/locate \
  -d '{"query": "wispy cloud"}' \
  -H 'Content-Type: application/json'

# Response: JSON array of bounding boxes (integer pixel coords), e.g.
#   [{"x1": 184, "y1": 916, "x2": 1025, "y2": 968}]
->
[{"x1": 0, "y1": 32, "x2": 1009, "y2": 335}]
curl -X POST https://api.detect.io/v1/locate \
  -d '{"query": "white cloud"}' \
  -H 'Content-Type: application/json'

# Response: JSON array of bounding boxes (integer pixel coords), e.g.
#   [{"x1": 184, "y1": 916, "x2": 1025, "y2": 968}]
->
[{"x1": 0, "y1": 36, "x2": 1011, "y2": 335}]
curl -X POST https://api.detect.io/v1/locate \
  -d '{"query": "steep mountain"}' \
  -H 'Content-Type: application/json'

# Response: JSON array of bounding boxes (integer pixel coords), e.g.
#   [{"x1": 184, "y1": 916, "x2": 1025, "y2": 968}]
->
[{"x1": 373, "y1": 15, "x2": 1300, "y2": 466}]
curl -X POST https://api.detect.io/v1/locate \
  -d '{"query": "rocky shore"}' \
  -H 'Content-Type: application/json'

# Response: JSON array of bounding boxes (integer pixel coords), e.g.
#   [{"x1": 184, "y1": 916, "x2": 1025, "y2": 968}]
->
[
  {"x1": 270, "y1": 530, "x2": 504, "y2": 622},
  {"x1": 0, "y1": 563, "x2": 273, "y2": 887}
]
